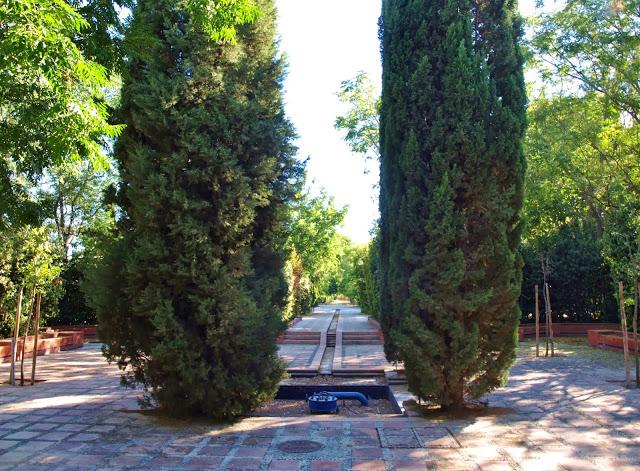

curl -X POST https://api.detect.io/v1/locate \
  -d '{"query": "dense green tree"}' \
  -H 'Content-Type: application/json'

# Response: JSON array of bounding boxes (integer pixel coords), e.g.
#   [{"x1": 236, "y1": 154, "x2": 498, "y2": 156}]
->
[
  {"x1": 522, "y1": 91, "x2": 640, "y2": 315},
  {"x1": 65, "y1": 0, "x2": 133, "y2": 72},
  {"x1": 520, "y1": 223, "x2": 617, "y2": 323},
  {"x1": 89, "y1": 0, "x2": 302, "y2": 418},
  {"x1": 379, "y1": 0, "x2": 526, "y2": 408},
  {"x1": 57, "y1": 260, "x2": 97, "y2": 326}
]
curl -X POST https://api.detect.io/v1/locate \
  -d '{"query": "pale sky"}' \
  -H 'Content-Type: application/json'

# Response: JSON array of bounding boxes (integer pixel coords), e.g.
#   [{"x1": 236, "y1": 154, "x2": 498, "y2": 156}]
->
[{"x1": 276, "y1": 0, "x2": 538, "y2": 245}]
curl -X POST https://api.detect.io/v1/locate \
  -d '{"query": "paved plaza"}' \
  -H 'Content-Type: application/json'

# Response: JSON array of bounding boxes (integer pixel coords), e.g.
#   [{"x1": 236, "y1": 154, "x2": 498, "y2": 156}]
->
[{"x1": 1, "y1": 337, "x2": 639, "y2": 469}]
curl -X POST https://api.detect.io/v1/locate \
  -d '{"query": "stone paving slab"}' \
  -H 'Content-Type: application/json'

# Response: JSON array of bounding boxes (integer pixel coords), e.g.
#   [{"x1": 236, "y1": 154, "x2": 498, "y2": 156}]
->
[
  {"x1": 288, "y1": 313, "x2": 333, "y2": 333},
  {"x1": 332, "y1": 310, "x2": 393, "y2": 375},
  {"x1": 338, "y1": 314, "x2": 377, "y2": 333},
  {"x1": 333, "y1": 345, "x2": 390, "y2": 375},
  {"x1": 278, "y1": 344, "x2": 320, "y2": 369},
  {"x1": 2, "y1": 341, "x2": 640, "y2": 469}
]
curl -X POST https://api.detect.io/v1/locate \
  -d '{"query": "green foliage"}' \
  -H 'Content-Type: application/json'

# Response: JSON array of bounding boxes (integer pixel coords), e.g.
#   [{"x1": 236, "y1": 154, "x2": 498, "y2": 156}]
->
[
  {"x1": 66, "y1": 0, "x2": 133, "y2": 72},
  {"x1": 90, "y1": 0, "x2": 302, "y2": 419},
  {"x1": 531, "y1": 0, "x2": 640, "y2": 123},
  {"x1": 335, "y1": 71, "x2": 381, "y2": 162},
  {"x1": 0, "y1": 0, "x2": 123, "y2": 227},
  {"x1": 181, "y1": 0, "x2": 259, "y2": 42},
  {"x1": 379, "y1": 0, "x2": 526, "y2": 408}
]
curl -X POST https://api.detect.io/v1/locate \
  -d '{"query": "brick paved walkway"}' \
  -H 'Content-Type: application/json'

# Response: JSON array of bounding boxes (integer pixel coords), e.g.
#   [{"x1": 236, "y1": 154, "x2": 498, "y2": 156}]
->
[{"x1": 1, "y1": 341, "x2": 640, "y2": 469}]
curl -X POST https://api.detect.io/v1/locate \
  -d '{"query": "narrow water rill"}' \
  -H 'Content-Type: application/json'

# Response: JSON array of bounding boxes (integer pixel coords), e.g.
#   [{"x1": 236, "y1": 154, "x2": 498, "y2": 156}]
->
[{"x1": 318, "y1": 309, "x2": 339, "y2": 374}]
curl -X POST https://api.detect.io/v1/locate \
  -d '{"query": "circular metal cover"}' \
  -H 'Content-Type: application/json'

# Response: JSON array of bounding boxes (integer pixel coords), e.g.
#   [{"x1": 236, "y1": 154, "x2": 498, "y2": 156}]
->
[{"x1": 277, "y1": 439, "x2": 324, "y2": 453}]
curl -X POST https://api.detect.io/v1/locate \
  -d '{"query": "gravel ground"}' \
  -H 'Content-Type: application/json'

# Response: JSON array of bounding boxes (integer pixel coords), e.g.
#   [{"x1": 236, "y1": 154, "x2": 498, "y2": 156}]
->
[
  {"x1": 251, "y1": 398, "x2": 396, "y2": 417},
  {"x1": 280, "y1": 375, "x2": 386, "y2": 385}
]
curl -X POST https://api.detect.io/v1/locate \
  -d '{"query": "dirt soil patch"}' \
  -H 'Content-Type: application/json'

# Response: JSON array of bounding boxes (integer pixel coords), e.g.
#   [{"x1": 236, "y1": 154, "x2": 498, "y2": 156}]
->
[
  {"x1": 281, "y1": 375, "x2": 386, "y2": 385},
  {"x1": 251, "y1": 398, "x2": 395, "y2": 417},
  {"x1": 404, "y1": 400, "x2": 515, "y2": 420}
]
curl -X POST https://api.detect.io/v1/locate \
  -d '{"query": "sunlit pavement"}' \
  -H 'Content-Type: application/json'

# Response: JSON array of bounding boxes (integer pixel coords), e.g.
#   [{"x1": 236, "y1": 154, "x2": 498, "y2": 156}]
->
[{"x1": 1, "y1": 343, "x2": 640, "y2": 469}]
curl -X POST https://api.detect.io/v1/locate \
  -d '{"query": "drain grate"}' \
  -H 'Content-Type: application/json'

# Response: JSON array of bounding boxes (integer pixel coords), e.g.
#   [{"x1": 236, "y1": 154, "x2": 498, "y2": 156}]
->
[{"x1": 277, "y1": 439, "x2": 324, "y2": 453}]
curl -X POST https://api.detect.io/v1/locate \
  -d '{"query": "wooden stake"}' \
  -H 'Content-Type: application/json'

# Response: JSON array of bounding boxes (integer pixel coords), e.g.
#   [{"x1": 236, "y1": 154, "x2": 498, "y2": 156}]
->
[
  {"x1": 31, "y1": 293, "x2": 42, "y2": 386},
  {"x1": 9, "y1": 287, "x2": 23, "y2": 386},
  {"x1": 535, "y1": 284, "x2": 540, "y2": 357},
  {"x1": 19, "y1": 287, "x2": 35, "y2": 386},
  {"x1": 635, "y1": 281, "x2": 639, "y2": 387},
  {"x1": 545, "y1": 283, "x2": 555, "y2": 357},
  {"x1": 619, "y1": 282, "x2": 631, "y2": 388}
]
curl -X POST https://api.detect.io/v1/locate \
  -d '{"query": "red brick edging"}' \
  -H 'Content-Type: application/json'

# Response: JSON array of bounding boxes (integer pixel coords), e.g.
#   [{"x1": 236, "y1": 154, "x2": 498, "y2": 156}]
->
[
  {"x1": 518, "y1": 323, "x2": 620, "y2": 341},
  {"x1": 588, "y1": 329, "x2": 640, "y2": 352},
  {"x1": 0, "y1": 330, "x2": 84, "y2": 363}
]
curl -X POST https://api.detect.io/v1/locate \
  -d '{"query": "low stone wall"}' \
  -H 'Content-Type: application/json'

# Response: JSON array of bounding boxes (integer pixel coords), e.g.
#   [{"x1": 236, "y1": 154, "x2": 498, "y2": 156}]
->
[
  {"x1": 0, "y1": 330, "x2": 84, "y2": 363},
  {"x1": 518, "y1": 323, "x2": 620, "y2": 341}
]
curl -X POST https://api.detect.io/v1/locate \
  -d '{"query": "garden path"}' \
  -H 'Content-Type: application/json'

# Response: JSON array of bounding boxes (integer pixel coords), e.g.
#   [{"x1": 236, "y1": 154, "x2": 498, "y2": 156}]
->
[
  {"x1": 1, "y1": 341, "x2": 640, "y2": 469},
  {"x1": 277, "y1": 304, "x2": 392, "y2": 376}
]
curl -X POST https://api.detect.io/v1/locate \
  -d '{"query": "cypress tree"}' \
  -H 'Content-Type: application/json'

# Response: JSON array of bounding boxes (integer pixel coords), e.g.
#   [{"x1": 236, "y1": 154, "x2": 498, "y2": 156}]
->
[
  {"x1": 379, "y1": 0, "x2": 526, "y2": 408},
  {"x1": 93, "y1": 0, "x2": 302, "y2": 418}
]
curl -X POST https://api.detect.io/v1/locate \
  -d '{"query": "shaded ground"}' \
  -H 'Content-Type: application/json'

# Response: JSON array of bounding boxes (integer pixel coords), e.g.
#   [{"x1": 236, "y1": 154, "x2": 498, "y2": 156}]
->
[{"x1": 0, "y1": 339, "x2": 639, "y2": 469}]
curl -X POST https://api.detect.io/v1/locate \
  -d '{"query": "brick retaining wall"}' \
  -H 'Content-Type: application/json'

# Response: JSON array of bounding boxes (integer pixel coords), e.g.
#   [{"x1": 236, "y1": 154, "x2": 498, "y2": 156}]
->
[
  {"x1": 518, "y1": 323, "x2": 620, "y2": 341},
  {"x1": 0, "y1": 330, "x2": 84, "y2": 363},
  {"x1": 588, "y1": 329, "x2": 640, "y2": 351},
  {"x1": 46, "y1": 325, "x2": 97, "y2": 340}
]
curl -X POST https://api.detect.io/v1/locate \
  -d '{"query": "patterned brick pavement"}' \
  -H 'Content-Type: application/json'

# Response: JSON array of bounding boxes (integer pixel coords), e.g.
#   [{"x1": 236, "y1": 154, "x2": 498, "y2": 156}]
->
[{"x1": 1, "y1": 342, "x2": 640, "y2": 469}]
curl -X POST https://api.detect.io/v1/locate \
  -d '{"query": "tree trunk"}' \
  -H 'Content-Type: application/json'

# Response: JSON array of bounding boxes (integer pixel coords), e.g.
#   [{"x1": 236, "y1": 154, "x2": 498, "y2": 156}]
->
[
  {"x1": 9, "y1": 287, "x2": 23, "y2": 386},
  {"x1": 619, "y1": 281, "x2": 631, "y2": 388},
  {"x1": 545, "y1": 283, "x2": 555, "y2": 357},
  {"x1": 442, "y1": 379, "x2": 465, "y2": 411},
  {"x1": 635, "y1": 281, "x2": 639, "y2": 387},
  {"x1": 535, "y1": 284, "x2": 540, "y2": 357},
  {"x1": 541, "y1": 255, "x2": 550, "y2": 357},
  {"x1": 31, "y1": 293, "x2": 42, "y2": 386},
  {"x1": 19, "y1": 287, "x2": 35, "y2": 386}
]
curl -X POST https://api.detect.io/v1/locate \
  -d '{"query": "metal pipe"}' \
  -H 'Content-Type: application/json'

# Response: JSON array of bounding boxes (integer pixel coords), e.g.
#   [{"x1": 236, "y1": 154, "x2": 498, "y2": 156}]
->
[{"x1": 324, "y1": 391, "x2": 368, "y2": 406}]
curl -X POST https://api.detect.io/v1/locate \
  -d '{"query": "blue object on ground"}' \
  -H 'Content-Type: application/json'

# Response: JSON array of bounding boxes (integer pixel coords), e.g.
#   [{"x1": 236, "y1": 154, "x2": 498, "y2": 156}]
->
[
  {"x1": 324, "y1": 391, "x2": 369, "y2": 406},
  {"x1": 308, "y1": 392, "x2": 338, "y2": 413}
]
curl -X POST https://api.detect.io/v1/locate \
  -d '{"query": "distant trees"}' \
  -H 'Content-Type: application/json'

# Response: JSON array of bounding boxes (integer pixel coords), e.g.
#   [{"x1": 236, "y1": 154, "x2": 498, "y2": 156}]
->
[
  {"x1": 338, "y1": 237, "x2": 381, "y2": 318},
  {"x1": 334, "y1": 72, "x2": 381, "y2": 318},
  {"x1": 285, "y1": 191, "x2": 347, "y2": 317},
  {"x1": 379, "y1": 0, "x2": 526, "y2": 408}
]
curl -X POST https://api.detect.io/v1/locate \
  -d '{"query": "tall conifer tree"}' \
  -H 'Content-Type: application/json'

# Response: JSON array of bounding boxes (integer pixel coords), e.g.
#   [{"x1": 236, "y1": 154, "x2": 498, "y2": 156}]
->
[
  {"x1": 379, "y1": 0, "x2": 526, "y2": 408},
  {"x1": 92, "y1": 0, "x2": 302, "y2": 418}
]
